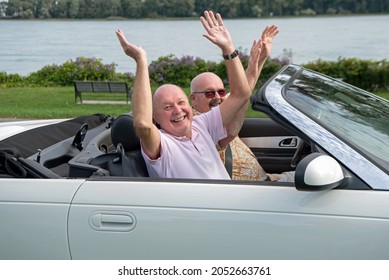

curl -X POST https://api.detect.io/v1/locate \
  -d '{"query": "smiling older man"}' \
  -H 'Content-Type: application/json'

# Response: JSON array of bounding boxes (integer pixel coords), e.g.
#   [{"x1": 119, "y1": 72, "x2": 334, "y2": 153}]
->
[{"x1": 115, "y1": 11, "x2": 251, "y2": 179}]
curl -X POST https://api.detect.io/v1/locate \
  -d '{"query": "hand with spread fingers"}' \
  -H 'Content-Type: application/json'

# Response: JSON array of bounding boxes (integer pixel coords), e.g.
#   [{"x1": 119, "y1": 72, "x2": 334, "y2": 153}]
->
[
  {"x1": 245, "y1": 24, "x2": 279, "y2": 91},
  {"x1": 259, "y1": 25, "x2": 279, "y2": 61},
  {"x1": 200, "y1": 11, "x2": 234, "y2": 53}
]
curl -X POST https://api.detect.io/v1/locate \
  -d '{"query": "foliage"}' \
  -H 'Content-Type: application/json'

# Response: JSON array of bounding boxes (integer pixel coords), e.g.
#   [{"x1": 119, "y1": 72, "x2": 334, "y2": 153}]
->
[
  {"x1": 213, "y1": 48, "x2": 293, "y2": 89},
  {"x1": 3, "y1": 0, "x2": 389, "y2": 19},
  {"x1": 303, "y1": 58, "x2": 389, "y2": 91},
  {"x1": 1, "y1": 55, "x2": 388, "y2": 92},
  {"x1": 24, "y1": 57, "x2": 118, "y2": 87},
  {"x1": 0, "y1": 71, "x2": 24, "y2": 87},
  {"x1": 148, "y1": 54, "x2": 216, "y2": 87}
]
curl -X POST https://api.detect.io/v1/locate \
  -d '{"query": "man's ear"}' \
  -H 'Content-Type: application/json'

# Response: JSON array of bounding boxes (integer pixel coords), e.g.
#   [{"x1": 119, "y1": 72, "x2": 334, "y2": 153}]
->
[
  {"x1": 152, "y1": 112, "x2": 158, "y2": 123},
  {"x1": 189, "y1": 93, "x2": 196, "y2": 102}
]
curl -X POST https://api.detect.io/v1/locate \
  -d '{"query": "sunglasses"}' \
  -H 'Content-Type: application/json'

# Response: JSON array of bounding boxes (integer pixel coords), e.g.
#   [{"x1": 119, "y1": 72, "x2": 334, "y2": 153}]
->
[{"x1": 192, "y1": 89, "x2": 227, "y2": 98}]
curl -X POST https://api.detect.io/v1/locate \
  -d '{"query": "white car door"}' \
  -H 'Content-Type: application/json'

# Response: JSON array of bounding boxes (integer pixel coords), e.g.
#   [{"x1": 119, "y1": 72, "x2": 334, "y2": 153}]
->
[
  {"x1": 0, "y1": 178, "x2": 85, "y2": 260},
  {"x1": 68, "y1": 179, "x2": 389, "y2": 260}
]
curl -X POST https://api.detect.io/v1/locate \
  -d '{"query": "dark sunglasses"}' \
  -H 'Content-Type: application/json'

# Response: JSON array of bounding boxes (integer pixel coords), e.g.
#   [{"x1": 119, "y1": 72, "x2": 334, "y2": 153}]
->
[{"x1": 192, "y1": 89, "x2": 227, "y2": 98}]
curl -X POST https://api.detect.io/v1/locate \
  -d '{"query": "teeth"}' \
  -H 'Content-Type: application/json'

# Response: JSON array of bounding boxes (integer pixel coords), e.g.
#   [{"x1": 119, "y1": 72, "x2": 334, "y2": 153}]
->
[
  {"x1": 210, "y1": 100, "x2": 221, "y2": 107},
  {"x1": 173, "y1": 116, "x2": 185, "y2": 122}
]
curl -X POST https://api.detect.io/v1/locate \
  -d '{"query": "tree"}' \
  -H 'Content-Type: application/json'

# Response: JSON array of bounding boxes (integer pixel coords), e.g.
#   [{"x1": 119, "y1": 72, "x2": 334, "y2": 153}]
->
[{"x1": 120, "y1": 0, "x2": 143, "y2": 18}]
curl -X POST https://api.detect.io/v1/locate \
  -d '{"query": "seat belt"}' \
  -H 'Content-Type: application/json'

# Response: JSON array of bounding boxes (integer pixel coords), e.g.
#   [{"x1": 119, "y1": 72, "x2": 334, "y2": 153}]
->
[{"x1": 224, "y1": 144, "x2": 233, "y2": 178}]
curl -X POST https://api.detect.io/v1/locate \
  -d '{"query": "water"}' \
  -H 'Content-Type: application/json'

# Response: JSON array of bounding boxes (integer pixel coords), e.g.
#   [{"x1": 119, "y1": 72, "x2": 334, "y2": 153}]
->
[{"x1": 1, "y1": 15, "x2": 389, "y2": 76}]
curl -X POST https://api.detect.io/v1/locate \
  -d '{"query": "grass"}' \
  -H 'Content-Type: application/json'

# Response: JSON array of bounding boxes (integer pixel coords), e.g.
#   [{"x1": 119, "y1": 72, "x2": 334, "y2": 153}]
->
[
  {"x1": 0, "y1": 87, "x2": 130, "y2": 119},
  {"x1": 375, "y1": 91, "x2": 389, "y2": 100},
  {"x1": 0, "y1": 86, "x2": 387, "y2": 119}
]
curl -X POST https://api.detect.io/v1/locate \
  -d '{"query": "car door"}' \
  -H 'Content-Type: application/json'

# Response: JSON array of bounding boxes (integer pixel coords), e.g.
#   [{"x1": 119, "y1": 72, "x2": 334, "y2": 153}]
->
[
  {"x1": 67, "y1": 178, "x2": 389, "y2": 260},
  {"x1": 0, "y1": 178, "x2": 85, "y2": 260},
  {"x1": 239, "y1": 118, "x2": 299, "y2": 173}
]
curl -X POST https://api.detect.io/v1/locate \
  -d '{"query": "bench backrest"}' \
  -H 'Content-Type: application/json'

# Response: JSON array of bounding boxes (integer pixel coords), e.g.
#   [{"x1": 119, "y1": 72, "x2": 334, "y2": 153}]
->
[{"x1": 74, "y1": 81, "x2": 129, "y2": 93}]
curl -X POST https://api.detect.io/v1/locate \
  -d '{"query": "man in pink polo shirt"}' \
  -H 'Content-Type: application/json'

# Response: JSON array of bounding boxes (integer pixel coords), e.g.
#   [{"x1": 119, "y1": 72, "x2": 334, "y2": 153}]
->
[{"x1": 115, "y1": 11, "x2": 251, "y2": 179}]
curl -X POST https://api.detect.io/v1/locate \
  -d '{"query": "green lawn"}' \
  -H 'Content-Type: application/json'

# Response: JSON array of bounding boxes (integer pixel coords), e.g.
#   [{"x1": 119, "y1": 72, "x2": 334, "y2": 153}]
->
[
  {"x1": 0, "y1": 86, "x2": 387, "y2": 119},
  {"x1": 0, "y1": 87, "x2": 130, "y2": 119}
]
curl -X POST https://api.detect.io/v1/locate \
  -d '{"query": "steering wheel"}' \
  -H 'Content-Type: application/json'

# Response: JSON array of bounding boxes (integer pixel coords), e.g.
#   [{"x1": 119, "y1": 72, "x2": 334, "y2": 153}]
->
[{"x1": 290, "y1": 140, "x2": 311, "y2": 168}]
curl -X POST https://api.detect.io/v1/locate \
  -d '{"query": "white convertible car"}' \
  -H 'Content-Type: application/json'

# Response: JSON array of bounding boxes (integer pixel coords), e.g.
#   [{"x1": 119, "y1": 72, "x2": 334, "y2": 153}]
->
[{"x1": 1, "y1": 64, "x2": 388, "y2": 260}]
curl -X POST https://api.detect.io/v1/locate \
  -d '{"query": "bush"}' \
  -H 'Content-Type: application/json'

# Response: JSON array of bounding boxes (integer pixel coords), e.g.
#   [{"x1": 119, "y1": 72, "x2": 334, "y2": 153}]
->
[
  {"x1": 25, "y1": 57, "x2": 118, "y2": 86},
  {"x1": 1, "y1": 55, "x2": 388, "y2": 92},
  {"x1": 303, "y1": 58, "x2": 389, "y2": 91},
  {"x1": 213, "y1": 48, "x2": 292, "y2": 89},
  {"x1": 148, "y1": 54, "x2": 216, "y2": 87},
  {"x1": 0, "y1": 71, "x2": 25, "y2": 87}
]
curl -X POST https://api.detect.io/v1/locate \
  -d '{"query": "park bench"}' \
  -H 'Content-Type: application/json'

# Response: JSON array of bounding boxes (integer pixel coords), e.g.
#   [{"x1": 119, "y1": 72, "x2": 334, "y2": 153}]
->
[{"x1": 74, "y1": 81, "x2": 131, "y2": 104}]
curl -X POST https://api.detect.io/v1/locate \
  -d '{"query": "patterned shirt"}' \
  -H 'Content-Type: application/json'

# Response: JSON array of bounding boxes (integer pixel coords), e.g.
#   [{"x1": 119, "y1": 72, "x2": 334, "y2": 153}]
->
[{"x1": 192, "y1": 109, "x2": 267, "y2": 181}]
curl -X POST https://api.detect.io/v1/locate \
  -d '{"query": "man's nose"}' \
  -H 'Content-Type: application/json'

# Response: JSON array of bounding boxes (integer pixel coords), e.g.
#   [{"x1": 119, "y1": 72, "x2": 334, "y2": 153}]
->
[{"x1": 172, "y1": 104, "x2": 182, "y2": 113}]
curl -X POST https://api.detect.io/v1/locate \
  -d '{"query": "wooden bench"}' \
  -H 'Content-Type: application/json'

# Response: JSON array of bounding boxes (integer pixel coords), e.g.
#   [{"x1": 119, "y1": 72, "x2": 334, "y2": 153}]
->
[{"x1": 74, "y1": 81, "x2": 131, "y2": 104}]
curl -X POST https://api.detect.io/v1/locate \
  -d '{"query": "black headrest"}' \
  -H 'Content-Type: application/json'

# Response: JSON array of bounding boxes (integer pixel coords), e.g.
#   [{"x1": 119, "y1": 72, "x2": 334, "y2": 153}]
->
[{"x1": 111, "y1": 114, "x2": 140, "y2": 151}]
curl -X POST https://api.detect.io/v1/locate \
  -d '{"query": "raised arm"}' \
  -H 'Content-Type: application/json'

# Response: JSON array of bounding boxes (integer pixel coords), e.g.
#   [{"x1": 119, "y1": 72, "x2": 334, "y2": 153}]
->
[
  {"x1": 216, "y1": 25, "x2": 279, "y2": 148},
  {"x1": 115, "y1": 29, "x2": 161, "y2": 159},
  {"x1": 245, "y1": 25, "x2": 279, "y2": 91},
  {"x1": 200, "y1": 11, "x2": 250, "y2": 129}
]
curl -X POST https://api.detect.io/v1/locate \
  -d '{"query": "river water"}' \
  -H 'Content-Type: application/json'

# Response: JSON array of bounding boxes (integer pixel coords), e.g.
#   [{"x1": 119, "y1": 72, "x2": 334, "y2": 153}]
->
[{"x1": 1, "y1": 15, "x2": 388, "y2": 76}]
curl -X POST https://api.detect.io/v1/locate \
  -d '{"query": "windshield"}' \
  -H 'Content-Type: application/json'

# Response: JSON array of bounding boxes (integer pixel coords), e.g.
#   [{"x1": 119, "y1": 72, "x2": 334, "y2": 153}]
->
[{"x1": 285, "y1": 70, "x2": 389, "y2": 170}]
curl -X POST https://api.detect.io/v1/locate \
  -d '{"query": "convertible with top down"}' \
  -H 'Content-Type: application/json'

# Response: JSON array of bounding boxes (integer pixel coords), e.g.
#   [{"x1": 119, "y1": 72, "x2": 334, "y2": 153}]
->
[{"x1": 0, "y1": 64, "x2": 388, "y2": 259}]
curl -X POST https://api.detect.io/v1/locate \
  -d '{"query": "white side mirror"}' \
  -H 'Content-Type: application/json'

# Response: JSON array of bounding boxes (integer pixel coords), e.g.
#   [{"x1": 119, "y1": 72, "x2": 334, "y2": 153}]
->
[{"x1": 295, "y1": 153, "x2": 345, "y2": 191}]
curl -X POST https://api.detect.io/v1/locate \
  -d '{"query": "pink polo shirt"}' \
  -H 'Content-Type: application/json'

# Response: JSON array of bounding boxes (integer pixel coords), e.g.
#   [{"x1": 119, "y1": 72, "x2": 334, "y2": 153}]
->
[{"x1": 142, "y1": 106, "x2": 230, "y2": 179}]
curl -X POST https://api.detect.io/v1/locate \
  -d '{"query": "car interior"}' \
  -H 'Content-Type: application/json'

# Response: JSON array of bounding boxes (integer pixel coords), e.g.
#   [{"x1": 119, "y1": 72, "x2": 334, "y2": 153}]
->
[{"x1": 0, "y1": 113, "x2": 304, "y2": 180}]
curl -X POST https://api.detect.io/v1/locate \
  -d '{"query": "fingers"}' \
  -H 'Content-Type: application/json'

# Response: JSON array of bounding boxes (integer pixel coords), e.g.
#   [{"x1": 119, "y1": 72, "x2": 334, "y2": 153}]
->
[
  {"x1": 262, "y1": 25, "x2": 279, "y2": 40},
  {"x1": 202, "y1": 11, "x2": 222, "y2": 28},
  {"x1": 215, "y1": 12, "x2": 224, "y2": 27},
  {"x1": 115, "y1": 29, "x2": 129, "y2": 48}
]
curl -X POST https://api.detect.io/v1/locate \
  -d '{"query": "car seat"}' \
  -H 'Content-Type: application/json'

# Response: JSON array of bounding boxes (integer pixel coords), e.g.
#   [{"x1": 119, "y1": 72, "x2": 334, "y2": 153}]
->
[{"x1": 90, "y1": 113, "x2": 149, "y2": 177}]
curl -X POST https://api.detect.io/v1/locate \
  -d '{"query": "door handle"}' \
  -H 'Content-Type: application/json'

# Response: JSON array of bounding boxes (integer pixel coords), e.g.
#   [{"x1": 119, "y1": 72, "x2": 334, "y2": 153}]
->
[
  {"x1": 101, "y1": 214, "x2": 133, "y2": 224},
  {"x1": 279, "y1": 137, "x2": 298, "y2": 147},
  {"x1": 89, "y1": 211, "x2": 136, "y2": 232}
]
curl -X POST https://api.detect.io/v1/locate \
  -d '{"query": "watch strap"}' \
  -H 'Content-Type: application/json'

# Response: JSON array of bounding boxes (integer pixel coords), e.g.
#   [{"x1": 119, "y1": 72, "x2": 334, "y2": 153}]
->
[{"x1": 223, "y1": 50, "x2": 239, "y2": 60}]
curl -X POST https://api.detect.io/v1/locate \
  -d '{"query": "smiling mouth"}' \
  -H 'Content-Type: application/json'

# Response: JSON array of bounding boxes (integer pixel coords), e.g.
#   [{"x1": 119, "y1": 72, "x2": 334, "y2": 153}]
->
[
  {"x1": 172, "y1": 115, "x2": 186, "y2": 123},
  {"x1": 209, "y1": 99, "x2": 222, "y2": 107}
]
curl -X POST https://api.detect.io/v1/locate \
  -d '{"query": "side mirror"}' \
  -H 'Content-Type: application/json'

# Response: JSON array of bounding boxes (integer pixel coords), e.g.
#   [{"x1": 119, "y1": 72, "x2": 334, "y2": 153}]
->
[{"x1": 295, "y1": 153, "x2": 345, "y2": 191}]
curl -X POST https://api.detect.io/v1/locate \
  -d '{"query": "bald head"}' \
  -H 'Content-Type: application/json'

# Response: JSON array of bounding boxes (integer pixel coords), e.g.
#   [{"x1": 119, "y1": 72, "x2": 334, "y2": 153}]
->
[
  {"x1": 190, "y1": 72, "x2": 223, "y2": 93},
  {"x1": 153, "y1": 84, "x2": 188, "y2": 111}
]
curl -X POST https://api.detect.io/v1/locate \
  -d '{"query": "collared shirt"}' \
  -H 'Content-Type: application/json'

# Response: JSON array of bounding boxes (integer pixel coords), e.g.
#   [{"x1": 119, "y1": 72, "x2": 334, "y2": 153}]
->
[{"x1": 142, "y1": 106, "x2": 230, "y2": 179}]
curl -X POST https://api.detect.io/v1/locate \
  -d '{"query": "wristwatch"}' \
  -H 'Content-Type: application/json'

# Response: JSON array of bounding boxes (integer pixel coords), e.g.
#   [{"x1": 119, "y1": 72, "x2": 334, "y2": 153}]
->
[{"x1": 223, "y1": 50, "x2": 239, "y2": 60}]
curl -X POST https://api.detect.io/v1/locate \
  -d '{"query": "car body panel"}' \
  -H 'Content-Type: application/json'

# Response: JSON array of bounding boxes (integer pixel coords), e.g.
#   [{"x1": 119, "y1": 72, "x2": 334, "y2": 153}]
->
[
  {"x1": 67, "y1": 179, "x2": 389, "y2": 259},
  {"x1": 0, "y1": 179, "x2": 84, "y2": 259},
  {"x1": 0, "y1": 119, "x2": 66, "y2": 141}
]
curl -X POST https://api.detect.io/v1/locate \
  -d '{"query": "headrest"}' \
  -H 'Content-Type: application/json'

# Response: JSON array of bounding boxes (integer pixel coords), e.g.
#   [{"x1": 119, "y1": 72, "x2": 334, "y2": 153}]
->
[{"x1": 111, "y1": 114, "x2": 140, "y2": 151}]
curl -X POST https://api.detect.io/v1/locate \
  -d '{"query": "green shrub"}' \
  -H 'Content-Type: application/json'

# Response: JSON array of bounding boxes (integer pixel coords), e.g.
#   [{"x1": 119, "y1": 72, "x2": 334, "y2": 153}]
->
[
  {"x1": 303, "y1": 58, "x2": 389, "y2": 91},
  {"x1": 0, "y1": 71, "x2": 24, "y2": 87},
  {"x1": 25, "y1": 57, "x2": 118, "y2": 86},
  {"x1": 148, "y1": 54, "x2": 216, "y2": 87},
  {"x1": 1, "y1": 55, "x2": 388, "y2": 92}
]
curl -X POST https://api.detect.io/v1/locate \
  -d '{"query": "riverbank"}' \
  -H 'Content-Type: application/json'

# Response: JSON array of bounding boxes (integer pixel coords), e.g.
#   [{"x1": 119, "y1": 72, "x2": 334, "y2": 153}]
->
[{"x1": 0, "y1": 86, "x2": 387, "y2": 120}]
